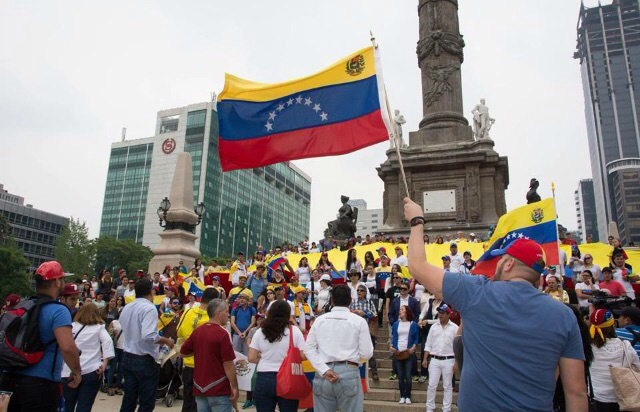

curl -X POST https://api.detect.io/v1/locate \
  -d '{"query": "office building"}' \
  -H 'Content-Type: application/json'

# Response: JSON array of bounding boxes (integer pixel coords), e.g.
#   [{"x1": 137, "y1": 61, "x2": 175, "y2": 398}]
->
[
  {"x1": 99, "y1": 101, "x2": 312, "y2": 257},
  {"x1": 575, "y1": 0, "x2": 640, "y2": 244},
  {"x1": 347, "y1": 199, "x2": 383, "y2": 237},
  {"x1": 0, "y1": 184, "x2": 69, "y2": 271},
  {"x1": 575, "y1": 179, "x2": 600, "y2": 242}
]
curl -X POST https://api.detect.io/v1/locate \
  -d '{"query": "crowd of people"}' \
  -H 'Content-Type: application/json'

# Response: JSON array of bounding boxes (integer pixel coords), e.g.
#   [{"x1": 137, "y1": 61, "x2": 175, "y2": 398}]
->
[{"x1": 0, "y1": 219, "x2": 638, "y2": 412}]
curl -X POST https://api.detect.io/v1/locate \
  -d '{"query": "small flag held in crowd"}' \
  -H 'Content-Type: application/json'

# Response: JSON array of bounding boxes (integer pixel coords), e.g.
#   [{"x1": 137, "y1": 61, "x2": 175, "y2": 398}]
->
[
  {"x1": 471, "y1": 198, "x2": 559, "y2": 277},
  {"x1": 217, "y1": 46, "x2": 393, "y2": 171}
]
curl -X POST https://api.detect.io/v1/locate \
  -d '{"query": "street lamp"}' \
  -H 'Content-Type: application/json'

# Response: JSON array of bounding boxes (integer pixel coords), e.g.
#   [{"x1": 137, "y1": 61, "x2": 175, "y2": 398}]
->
[
  {"x1": 157, "y1": 197, "x2": 171, "y2": 228},
  {"x1": 195, "y1": 202, "x2": 206, "y2": 225}
]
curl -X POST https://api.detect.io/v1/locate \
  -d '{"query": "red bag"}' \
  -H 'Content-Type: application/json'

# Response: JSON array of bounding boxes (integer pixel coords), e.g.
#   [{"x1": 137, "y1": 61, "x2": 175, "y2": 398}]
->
[{"x1": 276, "y1": 325, "x2": 312, "y2": 400}]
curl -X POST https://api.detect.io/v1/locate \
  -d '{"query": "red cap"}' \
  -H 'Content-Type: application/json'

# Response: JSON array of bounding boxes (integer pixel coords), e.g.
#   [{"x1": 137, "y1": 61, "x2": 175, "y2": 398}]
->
[
  {"x1": 63, "y1": 283, "x2": 80, "y2": 296},
  {"x1": 376, "y1": 247, "x2": 386, "y2": 253},
  {"x1": 490, "y1": 238, "x2": 545, "y2": 274},
  {"x1": 5, "y1": 293, "x2": 20, "y2": 308},
  {"x1": 35, "y1": 261, "x2": 64, "y2": 280}
]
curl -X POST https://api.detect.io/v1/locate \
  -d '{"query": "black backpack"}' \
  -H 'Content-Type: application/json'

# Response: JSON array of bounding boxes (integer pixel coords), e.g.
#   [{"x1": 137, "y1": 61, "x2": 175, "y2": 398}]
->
[{"x1": 0, "y1": 295, "x2": 61, "y2": 370}]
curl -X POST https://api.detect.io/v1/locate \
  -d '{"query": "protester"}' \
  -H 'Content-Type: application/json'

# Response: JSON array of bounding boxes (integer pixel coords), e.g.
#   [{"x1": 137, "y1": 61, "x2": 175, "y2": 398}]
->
[
  {"x1": 447, "y1": 243, "x2": 465, "y2": 273},
  {"x1": 101, "y1": 297, "x2": 119, "y2": 327},
  {"x1": 62, "y1": 303, "x2": 115, "y2": 412},
  {"x1": 616, "y1": 306, "x2": 640, "y2": 357},
  {"x1": 391, "y1": 246, "x2": 408, "y2": 267},
  {"x1": 229, "y1": 274, "x2": 254, "y2": 305},
  {"x1": 107, "y1": 318, "x2": 125, "y2": 396},
  {"x1": 589, "y1": 309, "x2": 640, "y2": 411},
  {"x1": 123, "y1": 279, "x2": 136, "y2": 300},
  {"x1": 152, "y1": 273, "x2": 165, "y2": 295},
  {"x1": 315, "y1": 274, "x2": 333, "y2": 314},
  {"x1": 417, "y1": 293, "x2": 443, "y2": 383},
  {"x1": 345, "y1": 248, "x2": 364, "y2": 278},
  {"x1": 230, "y1": 251, "x2": 248, "y2": 286},
  {"x1": 568, "y1": 246, "x2": 584, "y2": 283},
  {"x1": 0, "y1": 261, "x2": 82, "y2": 411},
  {"x1": 247, "y1": 263, "x2": 268, "y2": 300},
  {"x1": 230, "y1": 292, "x2": 257, "y2": 354},
  {"x1": 349, "y1": 284, "x2": 379, "y2": 381},
  {"x1": 575, "y1": 270, "x2": 599, "y2": 308},
  {"x1": 346, "y1": 269, "x2": 369, "y2": 301},
  {"x1": 115, "y1": 276, "x2": 129, "y2": 298},
  {"x1": 423, "y1": 303, "x2": 458, "y2": 412},
  {"x1": 184, "y1": 292, "x2": 197, "y2": 310},
  {"x1": 180, "y1": 299, "x2": 239, "y2": 412},
  {"x1": 598, "y1": 266, "x2": 626, "y2": 296},
  {"x1": 61, "y1": 283, "x2": 81, "y2": 318},
  {"x1": 295, "y1": 256, "x2": 312, "y2": 286},
  {"x1": 316, "y1": 252, "x2": 338, "y2": 276},
  {"x1": 210, "y1": 275, "x2": 226, "y2": 299},
  {"x1": 391, "y1": 305, "x2": 419, "y2": 404},
  {"x1": 611, "y1": 249, "x2": 637, "y2": 298},
  {"x1": 545, "y1": 276, "x2": 570, "y2": 303},
  {"x1": 93, "y1": 292, "x2": 106, "y2": 310},
  {"x1": 248, "y1": 300, "x2": 306, "y2": 412},
  {"x1": 119, "y1": 279, "x2": 175, "y2": 412},
  {"x1": 403, "y1": 197, "x2": 587, "y2": 411},
  {"x1": 582, "y1": 254, "x2": 601, "y2": 280},
  {"x1": 305, "y1": 285, "x2": 373, "y2": 412},
  {"x1": 461, "y1": 251, "x2": 475, "y2": 274},
  {"x1": 305, "y1": 269, "x2": 321, "y2": 309},
  {"x1": 388, "y1": 280, "x2": 420, "y2": 328},
  {"x1": 291, "y1": 286, "x2": 313, "y2": 335}
]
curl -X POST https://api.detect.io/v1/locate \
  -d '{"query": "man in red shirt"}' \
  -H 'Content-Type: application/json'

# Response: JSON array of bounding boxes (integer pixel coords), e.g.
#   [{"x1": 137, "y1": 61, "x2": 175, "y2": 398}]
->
[
  {"x1": 180, "y1": 299, "x2": 238, "y2": 412},
  {"x1": 598, "y1": 267, "x2": 627, "y2": 297}
]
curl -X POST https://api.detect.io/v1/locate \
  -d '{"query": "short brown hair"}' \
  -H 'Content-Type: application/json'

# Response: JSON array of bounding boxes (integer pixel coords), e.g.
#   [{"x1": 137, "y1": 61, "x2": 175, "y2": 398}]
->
[{"x1": 75, "y1": 303, "x2": 104, "y2": 325}]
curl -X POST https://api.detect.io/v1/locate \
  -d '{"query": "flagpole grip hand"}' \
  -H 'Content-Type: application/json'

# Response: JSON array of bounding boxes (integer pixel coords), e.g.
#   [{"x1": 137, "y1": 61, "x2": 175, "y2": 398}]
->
[{"x1": 403, "y1": 197, "x2": 423, "y2": 223}]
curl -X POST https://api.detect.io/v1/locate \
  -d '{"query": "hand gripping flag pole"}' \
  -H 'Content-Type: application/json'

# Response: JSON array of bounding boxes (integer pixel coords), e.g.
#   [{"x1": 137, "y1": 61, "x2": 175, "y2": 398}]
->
[{"x1": 371, "y1": 32, "x2": 411, "y2": 199}]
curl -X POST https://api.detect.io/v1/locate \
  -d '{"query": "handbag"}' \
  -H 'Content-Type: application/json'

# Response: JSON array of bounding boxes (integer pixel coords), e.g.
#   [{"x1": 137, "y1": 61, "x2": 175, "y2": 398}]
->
[
  {"x1": 276, "y1": 325, "x2": 311, "y2": 400},
  {"x1": 610, "y1": 339, "x2": 640, "y2": 411},
  {"x1": 395, "y1": 349, "x2": 411, "y2": 361}
]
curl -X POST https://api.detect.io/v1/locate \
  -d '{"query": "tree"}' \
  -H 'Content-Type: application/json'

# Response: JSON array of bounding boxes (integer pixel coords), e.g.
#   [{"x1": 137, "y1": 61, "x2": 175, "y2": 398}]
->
[
  {"x1": 95, "y1": 236, "x2": 153, "y2": 275},
  {"x1": 0, "y1": 213, "x2": 33, "y2": 298},
  {"x1": 54, "y1": 218, "x2": 95, "y2": 276}
]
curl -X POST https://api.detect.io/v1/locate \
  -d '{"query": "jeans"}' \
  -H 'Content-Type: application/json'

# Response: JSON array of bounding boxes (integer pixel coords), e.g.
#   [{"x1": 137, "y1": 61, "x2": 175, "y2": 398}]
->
[
  {"x1": 0, "y1": 373, "x2": 60, "y2": 412},
  {"x1": 232, "y1": 333, "x2": 249, "y2": 355},
  {"x1": 119, "y1": 352, "x2": 160, "y2": 412},
  {"x1": 107, "y1": 348, "x2": 124, "y2": 388},
  {"x1": 394, "y1": 354, "x2": 415, "y2": 399},
  {"x1": 313, "y1": 363, "x2": 362, "y2": 412},
  {"x1": 254, "y1": 372, "x2": 298, "y2": 412},
  {"x1": 427, "y1": 358, "x2": 455, "y2": 412},
  {"x1": 181, "y1": 367, "x2": 196, "y2": 412},
  {"x1": 62, "y1": 370, "x2": 101, "y2": 412},
  {"x1": 195, "y1": 396, "x2": 232, "y2": 412}
]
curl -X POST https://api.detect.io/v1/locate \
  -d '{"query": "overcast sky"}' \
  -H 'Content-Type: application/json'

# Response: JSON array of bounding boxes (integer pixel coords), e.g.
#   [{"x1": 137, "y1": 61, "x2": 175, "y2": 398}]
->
[{"x1": 0, "y1": 0, "x2": 602, "y2": 242}]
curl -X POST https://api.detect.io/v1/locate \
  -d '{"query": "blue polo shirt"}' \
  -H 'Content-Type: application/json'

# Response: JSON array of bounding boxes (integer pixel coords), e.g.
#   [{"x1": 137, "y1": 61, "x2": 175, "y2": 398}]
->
[
  {"x1": 443, "y1": 272, "x2": 584, "y2": 412},
  {"x1": 616, "y1": 325, "x2": 640, "y2": 357},
  {"x1": 231, "y1": 305, "x2": 256, "y2": 334}
]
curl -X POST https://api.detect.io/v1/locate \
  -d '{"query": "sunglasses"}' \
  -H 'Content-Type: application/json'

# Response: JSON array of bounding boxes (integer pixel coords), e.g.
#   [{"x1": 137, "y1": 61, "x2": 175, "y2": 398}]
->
[
  {"x1": 172, "y1": 301, "x2": 180, "y2": 305},
  {"x1": 400, "y1": 288, "x2": 409, "y2": 291},
  {"x1": 267, "y1": 291, "x2": 274, "y2": 294}
]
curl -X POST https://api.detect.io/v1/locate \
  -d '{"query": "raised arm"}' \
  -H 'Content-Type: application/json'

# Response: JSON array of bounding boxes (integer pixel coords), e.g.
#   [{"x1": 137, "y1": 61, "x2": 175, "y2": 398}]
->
[{"x1": 404, "y1": 198, "x2": 445, "y2": 300}]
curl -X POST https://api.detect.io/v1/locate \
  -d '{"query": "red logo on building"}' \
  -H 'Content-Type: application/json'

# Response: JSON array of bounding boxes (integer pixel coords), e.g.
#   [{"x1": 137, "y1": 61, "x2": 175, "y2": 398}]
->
[{"x1": 162, "y1": 138, "x2": 176, "y2": 154}]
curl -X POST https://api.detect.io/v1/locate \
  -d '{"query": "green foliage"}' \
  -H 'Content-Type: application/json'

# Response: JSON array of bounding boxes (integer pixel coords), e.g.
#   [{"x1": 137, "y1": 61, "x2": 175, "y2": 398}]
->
[
  {"x1": 94, "y1": 236, "x2": 153, "y2": 274},
  {"x1": 54, "y1": 218, "x2": 95, "y2": 276},
  {"x1": 0, "y1": 212, "x2": 10, "y2": 245}
]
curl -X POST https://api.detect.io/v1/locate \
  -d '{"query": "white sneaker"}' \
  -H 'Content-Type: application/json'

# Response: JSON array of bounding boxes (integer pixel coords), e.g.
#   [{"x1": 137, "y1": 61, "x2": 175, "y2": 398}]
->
[
  {"x1": 405, "y1": 398, "x2": 412, "y2": 404},
  {"x1": 398, "y1": 397, "x2": 406, "y2": 404}
]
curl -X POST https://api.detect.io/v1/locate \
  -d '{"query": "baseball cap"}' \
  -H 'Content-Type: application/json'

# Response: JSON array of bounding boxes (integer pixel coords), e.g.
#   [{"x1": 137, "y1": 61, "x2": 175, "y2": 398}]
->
[
  {"x1": 470, "y1": 232, "x2": 476, "y2": 237},
  {"x1": 239, "y1": 273, "x2": 247, "y2": 279},
  {"x1": 450, "y1": 242, "x2": 457, "y2": 248},
  {"x1": 63, "y1": 283, "x2": 80, "y2": 296},
  {"x1": 441, "y1": 255, "x2": 451, "y2": 261},
  {"x1": 319, "y1": 274, "x2": 331, "y2": 282},
  {"x1": 376, "y1": 247, "x2": 386, "y2": 253},
  {"x1": 5, "y1": 294, "x2": 20, "y2": 308},
  {"x1": 291, "y1": 285, "x2": 305, "y2": 294},
  {"x1": 212, "y1": 275, "x2": 220, "y2": 281},
  {"x1": 436, "y1": 303, "x2": 452, "y2": 314},
  {"x1": 621, "y1": 307, "x2": 640, "y2": 325},
  {"x1": 489, "y1": 238, "x2": 546, "y2": 274}
]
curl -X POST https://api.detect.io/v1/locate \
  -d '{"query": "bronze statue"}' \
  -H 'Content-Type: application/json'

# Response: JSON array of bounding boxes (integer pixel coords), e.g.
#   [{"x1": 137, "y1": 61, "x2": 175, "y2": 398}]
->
[
  {"x1": 325, "y1": 195, "x2": 358, "y2": 240},
  {"x1": 526, "y1": 178, "x2": 542, "y2": 204}
]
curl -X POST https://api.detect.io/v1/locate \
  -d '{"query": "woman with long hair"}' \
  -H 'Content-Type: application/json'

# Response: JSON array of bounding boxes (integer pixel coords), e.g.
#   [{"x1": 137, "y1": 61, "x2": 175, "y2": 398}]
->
[
  {"x1": 434, "y1": 236, "x2": 444, "y2": 245},
  {"x1": 295, "y1": 257, "x2": 311, "y2": 286},
  {"x1": 364, "y1": 250, "x2": 377, "y2": 269},
  {"x1": 81, "y1": 282, "x2": 94, "y2": 300},
  {"x1": 248, "y1": 300, "x2": 306, "y2": 412},
  {"x1": 90, "y1": 275, "x2": 99, "y2": 292},
  {"x1": 62, "y1": 303, "x2": 115, "y2": 412},
  {"x1": 261, "y1": 288, "x2": 277, "y2": 315},
  {"x1": 582, "y1": 254, "x2": 601, "y2": 281},
  {"x1": 345, "y1": 249, "x2": 364, "y2": 279},
  {"x1": 391, "y1": 305, "x2": 419, "y2": 404},
  {"x1": 385, "y1": 264, "x2": 404, "y2": 293},
  {"x1": 101, "y1": 297, "x2": 118, "y2": 327},
  {"x1": 115, "y1": 295, "x2": 125, "y2": 311},
  {"x1": 316, "y1": 253, "x2": 338, "y2": 276},
  {"x1": 568, "y1": 246, "x2": 584, "y2": 284},
  {"x1": 589, "y1": 309, "x2": 640, "y2": 411}
]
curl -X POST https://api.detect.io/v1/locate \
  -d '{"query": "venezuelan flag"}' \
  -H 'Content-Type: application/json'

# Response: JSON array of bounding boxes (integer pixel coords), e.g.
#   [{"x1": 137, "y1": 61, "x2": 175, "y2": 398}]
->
[
  {"x1": 471, "y1": 198, "x2": 559, "y2": 277},
  {"x1": 217, "y1": 46, "x2": 393, "y2": 171}
]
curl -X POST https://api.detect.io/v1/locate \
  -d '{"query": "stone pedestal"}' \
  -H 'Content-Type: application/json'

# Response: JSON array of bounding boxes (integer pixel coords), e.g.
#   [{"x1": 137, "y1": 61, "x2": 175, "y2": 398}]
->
[{"x1": 148, "y1": 153, "x2": 201, "y2": 274}]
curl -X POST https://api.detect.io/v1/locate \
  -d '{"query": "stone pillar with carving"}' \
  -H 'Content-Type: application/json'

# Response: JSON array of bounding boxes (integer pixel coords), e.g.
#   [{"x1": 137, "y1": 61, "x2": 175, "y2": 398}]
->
[{"x1": 411, "y1": 0, "x2": 474, "y2": 145}]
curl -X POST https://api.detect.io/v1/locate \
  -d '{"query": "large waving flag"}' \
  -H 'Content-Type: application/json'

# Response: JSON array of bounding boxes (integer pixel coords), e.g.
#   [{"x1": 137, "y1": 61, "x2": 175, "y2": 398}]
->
[
  {"x1": 471, "y1": 198, "x2": 559, "y2": 277},
  {"x1": 217, "y1": 46, "x2": 393, "y2": 171}
]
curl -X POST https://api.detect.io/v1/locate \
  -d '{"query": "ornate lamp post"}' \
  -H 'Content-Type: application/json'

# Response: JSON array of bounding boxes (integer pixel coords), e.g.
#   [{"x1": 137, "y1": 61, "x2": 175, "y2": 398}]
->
[{"x1": 157, "y1": 197, "x2": 205, "y2": 234}]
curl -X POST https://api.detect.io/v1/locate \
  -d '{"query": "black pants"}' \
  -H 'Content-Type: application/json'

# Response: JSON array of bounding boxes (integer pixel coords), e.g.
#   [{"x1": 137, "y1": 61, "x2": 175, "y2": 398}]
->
[
  {"x1": 0, "y1": 373, "x2": 60, "y2": 412},
  {"x1": 181, "y1": 366, "x2": 196, "y2": 412},
  {"x1": 369, "y1": 335, "x2": 378, "y2": 373},
  {"x1": 594, "y1": 401, "x2": 620, "y2": 412}
]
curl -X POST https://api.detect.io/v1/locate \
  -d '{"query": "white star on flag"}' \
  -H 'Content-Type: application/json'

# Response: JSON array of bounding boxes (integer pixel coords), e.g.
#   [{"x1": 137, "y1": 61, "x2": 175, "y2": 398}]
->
[
  {"x1": 286, "y1": 98, "x2": 294, "y2": 106},
  {"x1": 296, "y1": 96, "x2": 303, "y2": 104},
  {"x1": 313, "y1": 103, "x2": 321, "y2": 113},
  {"x1": 276, "y1": 103, "x2": 285, "y2": 112},
  {"x1": 304, "y1": 97, "x2": 312, "y2": 106},
  {"x1": 268, "y1": 112, "x2": 276, "y2": 121},
  {"x1": 320, "y1": 112, "x2": 328, "y2": 121},
  {"x1": 518, "y1": 233, "x2": 524, "y2": 239},
  {"x1": 265, "y1": 122, "x2": 273, "y2": 131}
]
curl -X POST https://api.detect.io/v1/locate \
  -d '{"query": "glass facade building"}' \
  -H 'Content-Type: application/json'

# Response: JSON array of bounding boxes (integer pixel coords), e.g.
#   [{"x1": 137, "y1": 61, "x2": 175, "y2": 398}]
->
[
  {"x1": 100, "y1": 101, "x2": 311, "y2": 258},
  {"x1": 0, "y1": 184, "x2": 69, "y2": 271},
  {"x1": 575, "y1": 179, "x2": 600, "y2": 242},
  {"x1": 575, "y1": 0, "x2": 640, "y2": 244}
]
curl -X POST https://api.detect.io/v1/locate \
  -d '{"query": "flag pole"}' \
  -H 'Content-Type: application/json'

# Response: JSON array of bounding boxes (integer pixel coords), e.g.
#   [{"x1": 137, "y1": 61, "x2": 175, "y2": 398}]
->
[
  {"x1": 371, "y1": 32, "x2": 411, "y2": 199},
  {"x1": 551, "y1": 182, "x2": 562, "y2": 270}
]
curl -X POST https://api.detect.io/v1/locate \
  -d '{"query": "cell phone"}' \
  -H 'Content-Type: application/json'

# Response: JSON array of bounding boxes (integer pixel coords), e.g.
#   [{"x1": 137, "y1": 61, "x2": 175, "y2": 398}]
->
[{"x1": 0, "y1": 391, "x2": 12, "y2": 396}]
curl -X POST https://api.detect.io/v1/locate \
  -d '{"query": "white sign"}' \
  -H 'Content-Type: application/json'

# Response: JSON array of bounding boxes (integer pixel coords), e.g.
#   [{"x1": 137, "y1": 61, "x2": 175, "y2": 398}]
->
[
  {"x1": 234, "y1": 351, "x2": 257, "y2": 391},
  {"x1": 423, "y1": 190, "x2": 456, "y2": 213}
]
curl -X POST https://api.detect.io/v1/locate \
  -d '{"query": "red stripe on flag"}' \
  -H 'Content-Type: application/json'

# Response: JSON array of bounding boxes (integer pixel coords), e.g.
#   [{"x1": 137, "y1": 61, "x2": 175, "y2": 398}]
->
[{"x1": 218, "y1": 109, "x2": 387, "y2": 171}]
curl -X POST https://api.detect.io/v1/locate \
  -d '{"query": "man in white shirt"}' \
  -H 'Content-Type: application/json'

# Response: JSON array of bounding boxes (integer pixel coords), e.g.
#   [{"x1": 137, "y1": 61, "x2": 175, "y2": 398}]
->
[
  {"x1": 423, "y1": 303, "x2": 458, "y2": 412},
  {"x1": 391, "y1": 246, "x2": 409, "y2": 267},
  {"x1": 230, "y1": 252, "x2": 247, "y2": 286},
  {"x1": 305, "y1": 285, "x2": 374, "y2": 412},
  {"x1": 119, "y1": 279, "x2": 175, "y2": 412},
  {"x1": 447, "y1": 243, "x2": 465, "y2": 273}
]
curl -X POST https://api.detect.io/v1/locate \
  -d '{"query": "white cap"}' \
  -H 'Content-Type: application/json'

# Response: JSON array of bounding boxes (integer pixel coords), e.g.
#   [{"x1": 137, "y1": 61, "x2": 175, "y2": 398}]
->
[
  {"x1": 470, "y1": 232, "x2": 476, "y2": 236},
  {"x1": 319, "y1": 274, "x2": 331, "y2": 282}
]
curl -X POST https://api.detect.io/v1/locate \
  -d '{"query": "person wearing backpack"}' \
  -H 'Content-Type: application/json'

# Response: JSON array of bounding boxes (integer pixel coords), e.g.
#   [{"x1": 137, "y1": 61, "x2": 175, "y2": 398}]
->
[
  {"x1": 616, "y1": 306, "x2": 640, "y2": 357},
  {"x1": 0, "y1": 261, "x2": 82, "y2": 412}
]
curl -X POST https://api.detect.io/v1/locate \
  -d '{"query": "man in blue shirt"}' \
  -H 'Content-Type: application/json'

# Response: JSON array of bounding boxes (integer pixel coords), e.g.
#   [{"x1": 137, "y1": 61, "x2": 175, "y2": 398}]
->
[
  {"x1": 230, "y1": 293, "x2": 256, "y2": 355},
  {"x1": 616, "y1": 306, "x2": 640, "y2": 357},
  {"x1": 403, "y1": 198, "x2": 587, "y2": 412},
  {"x1": 0, "y1": 261, "x2": 82, "y2": 412}
]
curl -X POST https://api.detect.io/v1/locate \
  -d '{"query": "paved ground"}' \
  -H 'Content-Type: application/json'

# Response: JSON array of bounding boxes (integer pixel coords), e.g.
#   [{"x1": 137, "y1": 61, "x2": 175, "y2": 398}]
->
[{"x1": 93, "y1": 393, "x2": 259, "y2": 412}]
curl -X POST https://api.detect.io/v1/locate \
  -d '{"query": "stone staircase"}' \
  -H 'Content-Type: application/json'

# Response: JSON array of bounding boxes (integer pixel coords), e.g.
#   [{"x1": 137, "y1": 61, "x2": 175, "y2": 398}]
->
[{"x1": 363, "y1": 325, "x2": 457, "y2": 412}]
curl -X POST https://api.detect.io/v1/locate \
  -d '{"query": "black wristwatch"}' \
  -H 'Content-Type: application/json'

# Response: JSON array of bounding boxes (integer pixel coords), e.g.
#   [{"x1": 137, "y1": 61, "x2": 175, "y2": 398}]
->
[{"x1": 410, "y1": 216, "x2": 425, "y2": 226}]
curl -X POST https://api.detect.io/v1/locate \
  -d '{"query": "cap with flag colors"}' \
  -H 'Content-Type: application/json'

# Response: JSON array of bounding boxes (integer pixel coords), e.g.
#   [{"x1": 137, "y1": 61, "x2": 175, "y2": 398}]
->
[
  {"x1": 217, "y1": 46, "x2": 393, "y2": 171},
  {"x1": 471, "y1": 198, "x2": 559, "y2": 277}
]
